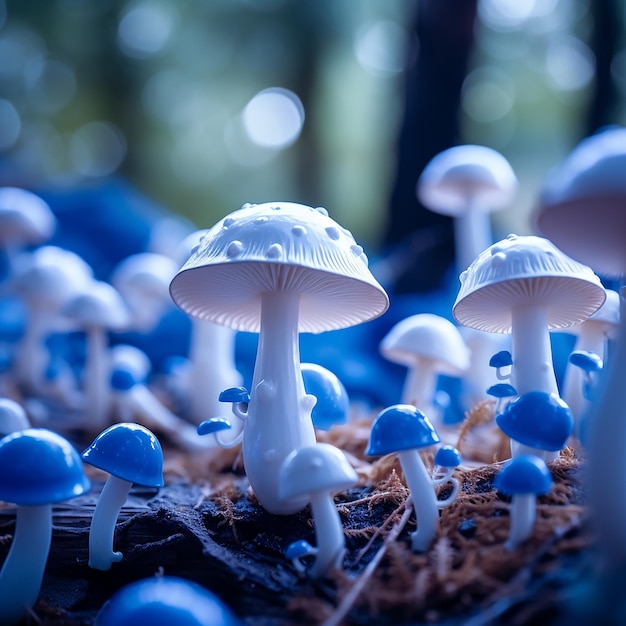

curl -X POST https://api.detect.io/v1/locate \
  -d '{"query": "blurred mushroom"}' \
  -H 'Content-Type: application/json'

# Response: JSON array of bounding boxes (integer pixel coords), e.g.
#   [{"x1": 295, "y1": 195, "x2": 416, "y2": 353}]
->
[
  {"x1": 0, "y1": 428, "x2": 90, "y2": 623},
  {"x1": 301, "y1": 362, "x2": 349, "y2": 430},
  {"x1": 453, "y1": 234, "x2": 605, "y2": 397},
  {"x1": 0, "y1": 398, "x2": 30, "y2": 437},
  {"x1": 62, "y1": 280, "x2": 131, "y2": 433},
  {"x1": 533, "y1": 126, "x2": 626, "y2": 568},
  {"x1": 380, "y1": 313, "x2": 470, "y2": 425},
  {"x1": 170, "y1": 202, "x2": 388, "y2": 514}
]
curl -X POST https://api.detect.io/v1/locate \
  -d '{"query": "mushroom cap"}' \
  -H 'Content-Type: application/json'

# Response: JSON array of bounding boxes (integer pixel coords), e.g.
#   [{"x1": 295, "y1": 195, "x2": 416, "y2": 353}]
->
[
  {"x1": 434, "y1": 444, "x2": 462, "y2": 468},
  {"x1": 496, "y1": 391, "x2": 574, "y2": 451},
  {"x1": 278, "y1": 442, "x2": 357, "y2": 501},
  {"x1": 417, "y1": 144, "x2": 517, "y2": 216},
  {"x1": 96, "y1": 575, "x2": 241, "y2": 626},
  {"x1": 169, "y1": 202, "x2": 389, "y2": 333},
  {"x1": 366, "y1": 404, "x2": 441, "y2": 456},
  {"x1": 495, "y1": 454, "x2": 553, "y2": 496},
  {"x1": 533, "y1": 126, "x2": 626, "y2": 276},
  {"x1": 82, "y1": 423, "x2": 164, "y2": 487},
  {"x1": 453, "y1": 234, "x2": 606, "y2": 333},
  {"x1": 109, "y1": 366, "x2": 139, "y2": 391},
  {"x1": 0, "y1": 398, "x2": 30, "y2": 437},
  {"x1": 62, "y1": 280, "x2": 131, "y2": 331},
  {"x1": 0, "y1": 186, "x2": 56, "y2": 245},
  {"x1": 109, "y1": 344, "x2": 151, "y2": 383},
  {"x1": 111, "y1": 252, "x2": 178, "y2": 302},
  {"x1": 301, "y1": 362, "x2": 349, "y2": 430},
  {"x1": 380, "y1": 313, "x2": 470, "y2": 375},
  {"x1": 0, "y1": 428, "x2": 90, "y2": 505},
  {"x1": 578, "y1": 288, "x2": 620, "y2": 337}
]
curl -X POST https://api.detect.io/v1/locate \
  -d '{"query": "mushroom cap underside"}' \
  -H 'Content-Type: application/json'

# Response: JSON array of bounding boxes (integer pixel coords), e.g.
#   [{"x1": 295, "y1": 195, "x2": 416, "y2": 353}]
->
[
  {"x1": 380, "y1": 313, "x2": 470, "y2": 373},
  {"x1": 278, "y1": 442, "x2": 357, "y2": 501},
  {"x1": 169, "y1": 202, "x2": 389, "y2": 333},
  {"x1": 82, "y1": 422, "x2": 164, "y2": 487},
  {"x1": 0, "y1": 428, "x2": 90, "y2": 505}
]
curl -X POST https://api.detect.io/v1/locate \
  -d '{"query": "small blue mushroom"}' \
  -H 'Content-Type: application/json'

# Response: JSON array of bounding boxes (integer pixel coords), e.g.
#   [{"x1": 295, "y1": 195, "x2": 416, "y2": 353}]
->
[
  {"x1": 96, "y1": 575, "x2": 242, "y2": 626},
  {"x1": 0, "y1": 428, "x2": 91, "y2": 624},
  {"x1": 568, "y1": 350, "x2": 603, "y2": 402},
  {"x1": 486, "y1": 382, "x2": 518, "y2": 415},
  {"x1": 367, "y1": 404, "x2": 448, "y2": 552},
  {"x1": 284, "y1": 539, "x2": 317, "y2": 574},
  {"x1": 196, "y1": 386, "x2": 250, "y2": 448},
  {"x1": 496, "y1": 391, "x2": 574, "y2": 462},
  {"x1": 495, "y1": 454, "x2": 553, "y2": 550},
  {"x1": 301, "y1": 362, "x2": 349, "y2": 430},
  {"x1": 82, "y1": 423, "x2": 164, "y2": 571},
  {"x1": 432, "y1": 445, "x2": 462, "y2": 501},
  {"x1": 489, "y1": 350, "x2": 513, "y2": 381}
]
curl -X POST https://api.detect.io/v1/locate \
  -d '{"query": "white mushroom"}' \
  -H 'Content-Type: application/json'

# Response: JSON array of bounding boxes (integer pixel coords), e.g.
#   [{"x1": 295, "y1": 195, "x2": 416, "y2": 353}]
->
[
  {"x1": 379, "y1": 313, "x2": 470, "y2": 425},
  {"x1": 0, "y1": 398, "x2": 30, "y2": 437},
  {"x1": 533, "y1": 126, "x2": 626, "y2": 568},
  {"x1": 170, "y1": 202, "x2": 388, "y2": 514},
  {"x1": 453, "y1": 234, "x2": 605, "y2": 398},
  {"x1": 62, "y1": 280, "x2": 131, "y2": 433},
  {"x1": 110, "y1": 252, "x2": 179, "y2": 333}
]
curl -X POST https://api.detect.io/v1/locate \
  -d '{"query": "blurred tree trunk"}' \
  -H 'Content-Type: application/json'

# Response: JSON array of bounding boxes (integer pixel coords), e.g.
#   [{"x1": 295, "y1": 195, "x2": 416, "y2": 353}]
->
[{"x1": 383, "y1": 0, "x2": 477, "y2": 294}]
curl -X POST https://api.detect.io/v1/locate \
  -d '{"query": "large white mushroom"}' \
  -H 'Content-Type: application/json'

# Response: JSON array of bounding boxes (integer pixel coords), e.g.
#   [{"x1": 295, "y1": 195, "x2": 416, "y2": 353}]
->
[
  {"x1": 453, "y1": 234, "x2": 605, "y2": 397},
  {"x1": 533, "y1": 125, "x2": 626, "y2": 569},
  {"x1": 170, "y1": 202, "x2": 388, "y2": 514},
  {"x1": 379, "y1": 313, "x2": 470, "y2": 425}
]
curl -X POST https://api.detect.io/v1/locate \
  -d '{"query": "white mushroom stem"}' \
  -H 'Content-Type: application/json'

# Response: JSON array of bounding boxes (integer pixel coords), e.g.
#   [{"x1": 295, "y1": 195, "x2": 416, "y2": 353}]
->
[
  {"x1": 84, "y1": 326, "x2": 111, "y2": 432},
  {"x1": 398, "y1": 450, "x2": 439, "y2": 552},
  {"x1": 14, "y1": 312, "x2": 50, "y2": 393},
  {"x1": 113, "y1": 383, "x2": 209, "y2": 452},
  {"x1": 505, "y1": 493, "x2": 535, "y2": 550},
  {"x1": 402, "y1": 359, "x2": 438, "y2": 418},
  {"x1": 588, "y1": 290, "x2": 626, "y2": 569},
  {"x1": 0, "y1": 504, "x2": 52, "y2": 624},
  {"x1": 454, "y1": 198, "x2": 492, "y2": 275},
  {"x1": 308, "y1": 490, "x2": 346, "y2": 578},
  {"x1": 511, "y1": 442, "x2": 557, "y2": 464},
  {"x1": 88, "y1": 474, "x2": 132, "y2": 571},
  {"x1": 244, "y1": 291, "x2": 316, "y2": 515},
  {"x1": 511, "y1": 305, "x2": 559, "y2": 396},
  {"x1": 187, "y1": 319, "x2": 243, "y2": 429}
]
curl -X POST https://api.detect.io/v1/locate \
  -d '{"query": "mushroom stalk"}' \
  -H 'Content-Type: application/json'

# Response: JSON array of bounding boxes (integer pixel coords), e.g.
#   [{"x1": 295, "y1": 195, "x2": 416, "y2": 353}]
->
[
  {"x1": 398, "y1": 450, "x2": 438, "y2": 552},
  {"x1": 506, "y1": 492, "x2": 535, "y2": 550},
  {"x1": 588, "y1": 291, "x2": 626, "y2": 568},
  {"x1": 511, "y1": 304, "x2": 558, "y2": 396},
  {"x1": 84, "y1": 326, "x2": 110, "y2": 432},
  {"x1": 308, "y1": 491, "x2": 346, "y2": 578},
  {"x1": 454, "y1": 198, "x2": 491, "y2": 274},
  {"x1": 402, "y1": 360, "x2": 437, "y2": 416},
  {"x1": 244, "y1": 290, "x2": 316, "y2": 514},
  {"x1": 88, "y1": 475, "x2": 132, "y2": 571},
  {"x1": 0, "y1": 504, "x2": 52, "y2": 624}
]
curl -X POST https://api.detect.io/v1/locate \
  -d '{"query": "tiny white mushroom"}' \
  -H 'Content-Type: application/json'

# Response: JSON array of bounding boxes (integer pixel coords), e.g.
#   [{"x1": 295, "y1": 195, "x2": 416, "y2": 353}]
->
[
  {"x1": 453, "y1": 234, "x2": 605, "y2": 397},
  {"x1": 379, "y1": 313, "x2": 470, "y2": 425},
  {"x1": 170, "y1": 202, "x2": 388, "y2": 514},
  {"x1": 279, "y1": 442, "x2": 357, "y2": 578},
  {"x1": 0, "y1": 398, "x2": 30, "y2": 437}
]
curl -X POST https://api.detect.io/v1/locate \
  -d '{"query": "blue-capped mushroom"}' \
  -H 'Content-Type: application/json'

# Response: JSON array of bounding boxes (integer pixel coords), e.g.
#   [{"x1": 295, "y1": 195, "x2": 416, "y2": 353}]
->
[
  {"x1": 0, "y1": 428, "x2": 91, "y2": 624},
  {"x1": 301, "y1": 362, "x2": 349, "y2": 430},
  {"x1": 495, "y1": 454, "x2": 553, "y2": 550},
  {"x1": 81, "y1": 422, "x2": 163, "y2": 571},
  {"x1": 496, "y1": 391, "x2": 574, "y2": 462},
  {"x1": 96, "y1": 575, "x2": 242, "y2": 626},
  {"x1": 367, "y1": 404, "x2": 454, "y2": 553}
]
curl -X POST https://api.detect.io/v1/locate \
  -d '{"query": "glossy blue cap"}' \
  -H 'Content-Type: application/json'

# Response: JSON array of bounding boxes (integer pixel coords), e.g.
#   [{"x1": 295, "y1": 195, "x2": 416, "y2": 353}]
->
[
  {"x1": 218, "y1": 386, "x2": 250, "y2": 403},
  {"x1": 197, "y1": 418, "x2": 232, "y2": 436},
  {"x1": 110, "y1": 366, "x2": 139, "y2": 391},
  {"x1": 302, "y1": 362, "x2": 349, "y2": 430},
  {"x1": 486, "y1": 383, "x2": 517, "y2": 399},
  {"x1": 489, "y1": 350, "x2": 512, "y2": 368},
  {"x1": 0, "y1": 428, "x2": 91, "y2": 505},
  {"x1": 366, "y1": 404, "x2": 440, "y2": 456},
  {"x1": 569, "y1": 350, "x2": 603, "y2": 373},
  {"x1": 82, "y1": 423, "x2": 164, "y2": 487},
  {"x1": 96, "y1": 576, "x2": 241, "y2": 626},
  {"x1": 434, "y1": 445, "x2": 461, "y2": 468},
  {"x1": 496, "y1": 391, "x2": 573, "y2": 451},
  {"x1": 495, "y1": 454, "x2": 553, "y2": 495}
]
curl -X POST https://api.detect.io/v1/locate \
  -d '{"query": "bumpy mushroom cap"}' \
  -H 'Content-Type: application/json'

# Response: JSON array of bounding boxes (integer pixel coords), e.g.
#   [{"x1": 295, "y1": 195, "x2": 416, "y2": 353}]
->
[
  {"x1": 533, "y1": 126, "x2": 626, "y2": 276},
  {"x1": 453, "y1": 234, "x2": 606, "y2": 333},
  {"x1": 380, "y1": 313, "x2": 470, "y2": 374},
  {"x1": 169, "y1": 202, "x2": 389, "y2": 333}
]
